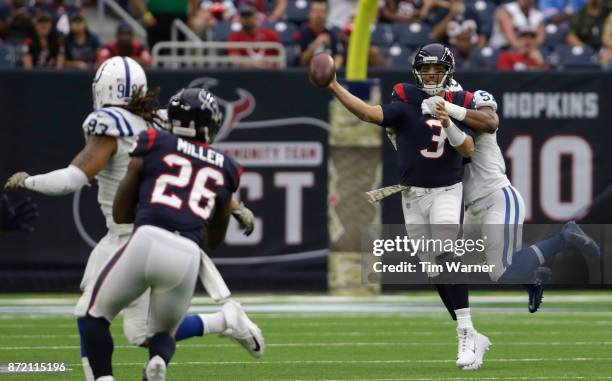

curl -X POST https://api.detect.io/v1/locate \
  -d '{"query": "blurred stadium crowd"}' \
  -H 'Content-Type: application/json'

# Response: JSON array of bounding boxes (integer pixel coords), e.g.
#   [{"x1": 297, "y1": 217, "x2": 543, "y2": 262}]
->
[{"x1": 0, "y1": 0, "x2": 609, "y2": 69}]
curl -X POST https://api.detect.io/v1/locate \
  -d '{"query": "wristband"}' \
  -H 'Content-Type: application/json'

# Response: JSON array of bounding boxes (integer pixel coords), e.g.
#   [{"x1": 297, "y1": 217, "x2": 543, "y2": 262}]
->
[
  {"x1": 445, "y1": 120, "x2": 467, "y2": 147},
  {"x1": 444, "y1": 101, "x2": 467, "y2": 121}
]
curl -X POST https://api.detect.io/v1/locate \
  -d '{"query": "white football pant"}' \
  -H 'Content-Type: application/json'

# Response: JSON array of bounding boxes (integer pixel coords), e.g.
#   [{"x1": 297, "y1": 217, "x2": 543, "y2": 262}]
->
[
  {"x1": 401, "y1": 182, "x2": 463, "y2": 265},
  {"x1": 464, "y1": 185, "x2": 526, "y2": 281},
  {"x1": 87, "y1": 225, "x2": 200, "y2": 338},
  {"x1": 74, "y1": 229, "x2": 150, "y2": 346}
]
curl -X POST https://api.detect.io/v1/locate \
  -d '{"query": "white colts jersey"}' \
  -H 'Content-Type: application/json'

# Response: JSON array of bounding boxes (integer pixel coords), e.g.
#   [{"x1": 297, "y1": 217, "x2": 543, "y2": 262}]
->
[
  {"x1": 463, "y1": 90, "x2": 510, "y2": 205},
  {"x1": 81, "y1": 107, "x2": 150, "y2": 234}
]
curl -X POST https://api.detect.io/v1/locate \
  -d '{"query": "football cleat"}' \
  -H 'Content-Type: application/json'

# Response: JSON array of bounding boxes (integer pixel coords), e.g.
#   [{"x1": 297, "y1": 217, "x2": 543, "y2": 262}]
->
[
  {"x1": 143, "y1": 355, "x2": 166, "y2": 381},
  {"x1": 455, "y1": 328, "x2": 477, "y2": 368},
  {"x1": 561, "y1": 221, "x2": 601, "y2": 258},
  {"x1": 462, "y1": 332, "x2": 491, "y2": 371},
  {"x1": 221, "y1": 300, "x2": 265, "y2": 358},
  {"x1": 526, "y1": 267, "x2": 552, "y2": 313}
]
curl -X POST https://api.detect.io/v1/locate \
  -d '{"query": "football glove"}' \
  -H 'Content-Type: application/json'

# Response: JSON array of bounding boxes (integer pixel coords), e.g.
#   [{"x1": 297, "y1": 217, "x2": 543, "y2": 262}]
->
[
  {"x1": 231, "y1": 202, "x2": 255, "y2": 236},
  {"x1": 0, "y1": 193, "x2": 39, "y2": 232},
  {"x1": 421, "y1": 96, "x2": 444, "y2": 116},
  {"x1": 4, "y1": 172, "x2": 30, "y2": 189}
]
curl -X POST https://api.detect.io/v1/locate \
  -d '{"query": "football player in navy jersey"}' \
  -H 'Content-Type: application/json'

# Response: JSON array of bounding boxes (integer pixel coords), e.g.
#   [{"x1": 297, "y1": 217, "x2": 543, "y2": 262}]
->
[
  {"x1": 4, "y1": 57, "x2": 260, "y2": 381},
  {"x1": 82, "y1": 88, "x2": 262, "y2": 381},
  {"x1": 326, "y1": 43, "x2": 488, "y2": 369}
]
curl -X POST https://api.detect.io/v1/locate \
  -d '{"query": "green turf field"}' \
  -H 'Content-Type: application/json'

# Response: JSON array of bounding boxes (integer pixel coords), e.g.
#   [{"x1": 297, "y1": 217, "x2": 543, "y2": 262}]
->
[{"x1": 1, "y1": 292, "x2": 612, "y2": 380}]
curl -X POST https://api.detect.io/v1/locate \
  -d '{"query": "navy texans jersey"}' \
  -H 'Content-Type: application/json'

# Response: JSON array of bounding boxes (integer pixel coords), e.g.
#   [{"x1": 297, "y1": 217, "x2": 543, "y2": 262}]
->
[
  {"x1": 130, "y1": 128, "x2": 242, "y2": 245},
  {"x1": 381, "y1": 83, "x2": 476, "y2": 188}
]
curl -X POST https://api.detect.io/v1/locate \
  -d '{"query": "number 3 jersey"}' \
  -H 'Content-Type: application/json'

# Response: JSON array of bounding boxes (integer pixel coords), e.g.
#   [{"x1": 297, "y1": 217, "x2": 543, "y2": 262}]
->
[
  {"x1": 380, "y1": 83, "x2": 476, "y2": 188},
  {"x1": 129, "y1": 128, "x2": 243, "y2": 245},
  {"x1": 82, "y1": 107, "x2": 151, "y2": 234}
]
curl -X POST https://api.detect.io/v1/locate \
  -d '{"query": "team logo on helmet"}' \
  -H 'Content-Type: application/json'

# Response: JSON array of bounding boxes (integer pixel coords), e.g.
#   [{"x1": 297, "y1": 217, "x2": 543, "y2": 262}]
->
[{"x1": 187, "y1": 77, "x2": 255, "y2": 142}]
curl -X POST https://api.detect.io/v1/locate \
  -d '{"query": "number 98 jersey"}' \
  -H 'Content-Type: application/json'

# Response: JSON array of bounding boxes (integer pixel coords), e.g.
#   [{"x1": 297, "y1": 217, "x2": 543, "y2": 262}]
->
[{"x1": 130, "y1": 128, "x2": 243, "y2": 245}]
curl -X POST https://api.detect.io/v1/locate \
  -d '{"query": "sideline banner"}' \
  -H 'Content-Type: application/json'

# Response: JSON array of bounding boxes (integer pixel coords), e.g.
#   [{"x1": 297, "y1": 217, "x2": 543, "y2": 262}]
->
[{"x1": 0, "y1": 70, "x2": 330, "y2": 291}]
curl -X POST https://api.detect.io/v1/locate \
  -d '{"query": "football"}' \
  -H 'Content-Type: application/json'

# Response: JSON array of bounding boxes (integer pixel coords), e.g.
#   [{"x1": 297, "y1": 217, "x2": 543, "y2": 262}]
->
[{"x1": 309, "y1": 53, "x2": 336, "y2": 88}]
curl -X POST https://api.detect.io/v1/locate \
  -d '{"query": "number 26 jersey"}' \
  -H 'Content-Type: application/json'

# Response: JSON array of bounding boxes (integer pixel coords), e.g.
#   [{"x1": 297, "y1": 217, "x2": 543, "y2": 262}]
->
[{"x1": 130, "y1": 128, "x2": 243, "y2": 245}]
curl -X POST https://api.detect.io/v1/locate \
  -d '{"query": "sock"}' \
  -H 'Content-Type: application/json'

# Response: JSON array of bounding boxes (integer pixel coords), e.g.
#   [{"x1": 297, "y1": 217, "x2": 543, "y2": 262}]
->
[
  {"x1": 81, "y1": 357, "x2": 95, "y2": 381},
  {"x1": 77, "y1": 317, "x2": 88, "y2": 357},
  {"x1": 455, "y1": 308, "x2": 474, "y2": 330},
  {"x1": 149, "y1": 333, "x2": 176, "y2": 365},
  {"x1": 83, "y1": 315, "x2": 113, "y2": 379},
  {"x1": 95, "y1": 377, "x2": 115, "y2": 381},
  {"x1": 175, "y1": 315, "x2": 204, "y2": 341},
  {"x1": 77, "y1": 317, "x2": 95, "y2": 381},
  {"x1": 447, "y1": 284, "x2": 469, "y2": 310},
  {"x1": 533, "y1": 234, "x2": 565, "y2": 261},
  {"x1": 435, "y1": 284, "x2": 457, "y2": 320},
  {"x1": 499, "y1": 235, "x2": 564, "y2": 283},
  {"x1": 200, "y1": 312, "x2": 227, "y2": 334}
]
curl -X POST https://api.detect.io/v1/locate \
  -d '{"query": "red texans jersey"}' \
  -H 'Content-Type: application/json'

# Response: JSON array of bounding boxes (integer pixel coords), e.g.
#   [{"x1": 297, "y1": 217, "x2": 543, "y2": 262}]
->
[{"x1": 381, "y1": 83, "x2": 476, "y2": 188}]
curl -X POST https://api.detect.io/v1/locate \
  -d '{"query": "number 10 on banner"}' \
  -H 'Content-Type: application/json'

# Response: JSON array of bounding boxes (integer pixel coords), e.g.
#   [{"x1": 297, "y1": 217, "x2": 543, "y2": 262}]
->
[{"x1": 506, "y1": 135, "x2": 593, "y2": 222}]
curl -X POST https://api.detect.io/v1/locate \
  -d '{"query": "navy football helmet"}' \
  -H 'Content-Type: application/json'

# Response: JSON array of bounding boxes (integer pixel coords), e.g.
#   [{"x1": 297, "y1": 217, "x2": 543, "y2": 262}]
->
[
  {"x1": 166, "y1": 88, "x2": 223, "y2": 143},
  {"x1": 412, "y1": 43, "x2": 456, "y2": 96}
]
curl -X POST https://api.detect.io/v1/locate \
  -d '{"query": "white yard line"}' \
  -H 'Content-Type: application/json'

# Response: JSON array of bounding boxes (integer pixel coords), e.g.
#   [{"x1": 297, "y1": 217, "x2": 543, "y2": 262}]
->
[
  {"x1": 264, "y1": 377, "x2": 612, "y2": 381},
  {"x1": 2, "y1": 342, "x2": 612, "y2": 350},
  {"x1": 1, "y1": 305, "x2": 611, "y2": 316},
  {"x1": 58, "y1": 357, "x2": 612, "y2": 367},
  {"x1": 4, "y1": 330, "x2": 606, "y2": 338},
  {"x1": 2, "y1": 294, "x2": 612, "y2": 306}
]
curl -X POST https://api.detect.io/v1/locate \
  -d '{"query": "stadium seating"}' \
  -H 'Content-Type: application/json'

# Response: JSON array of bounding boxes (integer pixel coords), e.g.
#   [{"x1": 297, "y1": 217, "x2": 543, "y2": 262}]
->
[
  {"x1": 370, "y1": 23, "x2": 395, "y2": 47},
  {"x1": 0, "y1": 44, "x2": 22, "y2": 68},
  {"x1": 286, "y1": 0, "x2": 310, "y2": 24},
  {"x1": 284, "y1": 44, "x2": 300, "y2": 66},
  {"x1": 394, "y1": 22, "x2": 433, "y2": 48},
  {"x1": 470, "y1": 46, "x2": 500, "y2": 69},
  {"x1": 382, "y1": 44, "x2": 414, "y2": 69},
  {"x1": 552, "y1": 44, "x2": 600, "y2": 70},
  {"x1": 210, "y1": 21, "x2": 242, "y2": 41},
  {"x1": 543, "y1": 23, "x2": 566, "y2": 51},
  {"x1": 467, "y1": 0, "x2": 495, "y2": 37},
  {"x1": 261, "y1": 21, "x2": 299, "y2": 44}
]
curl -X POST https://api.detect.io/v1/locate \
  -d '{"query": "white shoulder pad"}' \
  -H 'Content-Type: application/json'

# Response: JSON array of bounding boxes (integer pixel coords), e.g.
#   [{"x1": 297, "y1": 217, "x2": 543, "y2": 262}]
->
[
  {"x1": 448, "y1": 79, "x2": 463, "y2": 91},
  {"x1": 473, "y1": 90, "x2": 498, "y2": 112},
  {"x1": 82, "y1": 108, "x2": 135, "y2": 137}
]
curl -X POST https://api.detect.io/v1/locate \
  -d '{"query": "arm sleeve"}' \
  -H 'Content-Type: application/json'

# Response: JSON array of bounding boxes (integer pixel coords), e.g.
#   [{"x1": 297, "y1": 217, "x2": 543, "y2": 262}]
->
[
  {"x1": 23, "y1": 165, "x2": 89, "y2": 196},
  {"x1": 381, "y1": 102, "x2": 410, "y2": 127},
  {"x1": 380, "y1": 83, "x2": 411, "y2": 127}
]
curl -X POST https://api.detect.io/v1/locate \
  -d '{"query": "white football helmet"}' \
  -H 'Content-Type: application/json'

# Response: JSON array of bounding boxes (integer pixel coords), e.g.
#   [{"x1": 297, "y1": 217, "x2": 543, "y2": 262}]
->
[{"x1": 92, "y1": 56, "x2": 147, "y2": 110}]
